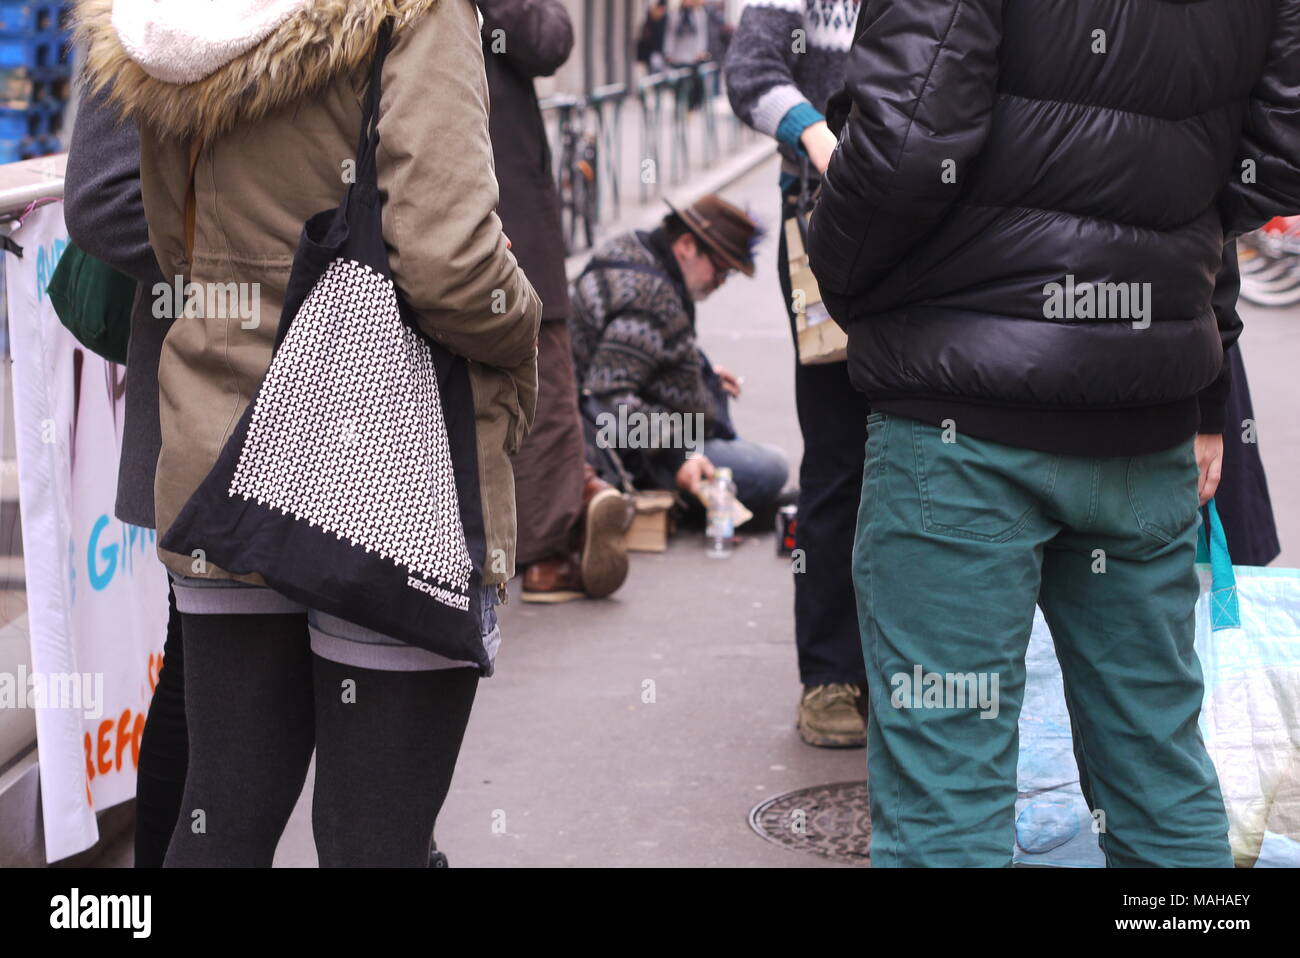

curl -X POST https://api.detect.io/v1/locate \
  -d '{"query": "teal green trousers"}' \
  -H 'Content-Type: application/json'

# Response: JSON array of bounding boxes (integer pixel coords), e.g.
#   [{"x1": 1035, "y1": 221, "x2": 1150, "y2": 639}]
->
[{"x1": 854, "y1": 412, "x2": 1232, "y2": 867}]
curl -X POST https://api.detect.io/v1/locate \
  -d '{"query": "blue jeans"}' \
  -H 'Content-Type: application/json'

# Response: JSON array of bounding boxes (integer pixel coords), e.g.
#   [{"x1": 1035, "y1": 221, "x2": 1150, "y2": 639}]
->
[{"x1": 701, "y1": 438, "x2": 789, "y2": 513}]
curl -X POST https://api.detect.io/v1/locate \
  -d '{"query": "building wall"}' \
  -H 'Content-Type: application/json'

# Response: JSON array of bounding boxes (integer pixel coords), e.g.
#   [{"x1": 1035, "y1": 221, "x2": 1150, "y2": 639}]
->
[{"x1": 537, "y1": 0, "x2": 744, "y2": 98}]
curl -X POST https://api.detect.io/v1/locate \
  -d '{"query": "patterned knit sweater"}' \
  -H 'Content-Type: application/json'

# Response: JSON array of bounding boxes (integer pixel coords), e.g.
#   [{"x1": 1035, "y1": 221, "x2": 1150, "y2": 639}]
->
[
  {"x1": 724, "y1": 0, "x2": 860, "y2": 180},
  {"x1": 568, "y1": 229, "x2": 713, "y2": 456}
]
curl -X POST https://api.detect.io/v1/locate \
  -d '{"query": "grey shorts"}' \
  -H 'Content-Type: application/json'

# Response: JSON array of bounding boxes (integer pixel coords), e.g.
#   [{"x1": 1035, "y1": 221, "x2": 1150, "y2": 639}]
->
[{"x1": 169, "y1": 573, "x2": 500, "y2": 674}]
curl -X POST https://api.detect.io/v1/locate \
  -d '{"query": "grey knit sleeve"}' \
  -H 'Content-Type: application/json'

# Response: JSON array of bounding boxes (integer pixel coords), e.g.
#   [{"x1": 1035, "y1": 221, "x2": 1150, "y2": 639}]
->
[{"x1": 724, "y1": 0, "x2": 814, "y2": 143}]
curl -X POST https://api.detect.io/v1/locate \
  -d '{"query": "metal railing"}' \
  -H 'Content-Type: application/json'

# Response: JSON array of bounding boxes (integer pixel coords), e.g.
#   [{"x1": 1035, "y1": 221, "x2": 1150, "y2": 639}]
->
[{"x1": 540, "y1": 62, "x2": 758, "y2": 254}]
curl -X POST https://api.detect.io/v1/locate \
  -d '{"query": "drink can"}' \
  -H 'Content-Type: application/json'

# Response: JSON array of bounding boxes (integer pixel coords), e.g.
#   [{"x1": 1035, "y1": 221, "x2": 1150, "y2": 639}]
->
[{"x1": 776, "y1": 504, "x2": 797, "y2": 557}]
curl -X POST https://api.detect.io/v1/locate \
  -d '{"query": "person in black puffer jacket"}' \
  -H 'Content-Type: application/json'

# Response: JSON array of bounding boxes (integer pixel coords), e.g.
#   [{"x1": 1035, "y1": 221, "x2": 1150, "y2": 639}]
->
[{"x1": 807, "y1": 0, "x2": 1300, "y2": 867}]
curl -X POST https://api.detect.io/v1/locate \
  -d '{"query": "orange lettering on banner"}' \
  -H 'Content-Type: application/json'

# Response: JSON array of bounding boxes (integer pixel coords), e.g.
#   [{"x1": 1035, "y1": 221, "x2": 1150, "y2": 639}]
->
[
  {"x1": 76, "y1": 657, "x2": 159, "y2": 807},
  {"x1": 147, "y1": 652, "x2": 163, "y2": 694},
  {"x1": 96, "y1": 721, "x2": 112, "y2": 774},
  {"x1": 84, "y1": 709, "x2": 149, "y2": 779}
]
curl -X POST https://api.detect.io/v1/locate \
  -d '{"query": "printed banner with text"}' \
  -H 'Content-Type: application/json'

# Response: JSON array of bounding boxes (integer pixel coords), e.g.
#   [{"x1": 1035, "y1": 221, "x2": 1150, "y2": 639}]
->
[{"x1": 5, "y1": 202, "x2": 168, "y2": 862}]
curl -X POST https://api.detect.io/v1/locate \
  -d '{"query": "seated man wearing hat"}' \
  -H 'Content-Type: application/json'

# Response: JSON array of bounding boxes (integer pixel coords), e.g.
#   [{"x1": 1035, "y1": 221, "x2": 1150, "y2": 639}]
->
[{"x1": 569, "y1": 193, "x2": 789, "y2": 513}]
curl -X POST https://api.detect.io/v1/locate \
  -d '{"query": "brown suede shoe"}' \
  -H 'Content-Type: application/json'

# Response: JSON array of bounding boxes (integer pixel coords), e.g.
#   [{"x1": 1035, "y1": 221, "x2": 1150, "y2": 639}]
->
[
  {"x1": 521, "y1": 555, "x2": 585, "y2": 604},
  {"x1": 797, "y1": 683, "x2": 868, "y2": 748},
  {"x1": 579, "y1": 465, "x2": 635, "y2": 599}
]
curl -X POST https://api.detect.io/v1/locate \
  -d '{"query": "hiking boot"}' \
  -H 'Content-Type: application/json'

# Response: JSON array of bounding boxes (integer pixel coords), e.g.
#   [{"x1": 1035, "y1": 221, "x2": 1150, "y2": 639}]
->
[
  {"x1": 797, "y1": 683, "x2": 867, "y2": 748},
  {"x1": 579, "y1": 465, "x2": 634, "y2": 599},
  {"x1": 521, "y1": 555, "x2": 585, "y2": 603}
]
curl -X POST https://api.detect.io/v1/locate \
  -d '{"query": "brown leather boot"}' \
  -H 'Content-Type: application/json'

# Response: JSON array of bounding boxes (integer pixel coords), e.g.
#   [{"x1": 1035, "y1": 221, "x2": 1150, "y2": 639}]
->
[
  {"x1": 521, "y1": 554, "x2": 585, "y2": 604},
  {"x1": 579, "y1": 464, "x2": 635, "y2": 599}
]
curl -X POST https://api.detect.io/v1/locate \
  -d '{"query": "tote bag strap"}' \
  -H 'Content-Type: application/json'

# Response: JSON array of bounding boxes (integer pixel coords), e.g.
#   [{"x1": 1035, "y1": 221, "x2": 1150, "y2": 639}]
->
[
  {"x1": 792, "y1": 152, "x2": 817, "y2": 247},
  {"x1": 355, "y1": 18, "x2": 396, "y2": 187},
  {"x1": 1196, "y1": 499, "x2": 1241, "y2": 631}
]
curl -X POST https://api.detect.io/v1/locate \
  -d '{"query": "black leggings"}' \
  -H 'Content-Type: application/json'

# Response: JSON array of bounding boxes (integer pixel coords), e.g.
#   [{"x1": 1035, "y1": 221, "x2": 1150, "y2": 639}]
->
[
  {"x1": 162, "y1": 612, "x2": 478, "y2": 868},
  {"x1": 134, "y1": 587, "x2": 188, "y2": 868}
]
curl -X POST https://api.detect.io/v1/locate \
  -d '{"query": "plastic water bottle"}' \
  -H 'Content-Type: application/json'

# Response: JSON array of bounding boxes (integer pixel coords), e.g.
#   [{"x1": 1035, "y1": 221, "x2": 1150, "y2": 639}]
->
[{"x1": 706, "y1": 467, "x2": 736, "y2": 558}]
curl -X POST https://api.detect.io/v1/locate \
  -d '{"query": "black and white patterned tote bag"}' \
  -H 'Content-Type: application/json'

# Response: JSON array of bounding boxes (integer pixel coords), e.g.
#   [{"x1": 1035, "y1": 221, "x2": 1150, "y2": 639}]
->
[{"x1": 162, "y1": 20, "x2": 490, "y2": 668}]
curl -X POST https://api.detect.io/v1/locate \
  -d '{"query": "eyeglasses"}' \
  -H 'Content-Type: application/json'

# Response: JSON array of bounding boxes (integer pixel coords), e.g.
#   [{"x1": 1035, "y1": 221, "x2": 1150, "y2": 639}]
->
[{"x1": 702, "y1": 247, "x2": 734, "y2": 281}]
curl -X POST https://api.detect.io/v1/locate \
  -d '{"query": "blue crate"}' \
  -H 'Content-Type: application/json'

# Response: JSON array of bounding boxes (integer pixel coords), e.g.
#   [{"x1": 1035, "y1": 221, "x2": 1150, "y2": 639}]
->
[
  {"x1": 0, "y1": 136, "x2": 22, "y2": 164},
  {"x1": 27, "y1": 73, "x2": 65, "y2": 102},
  {"x1": 0, "y1": 100, "x2": 62, "y2": 140},
  {"x1": 26, "y1": 61, "x2": 69, "y2": 83},
  {"x1": 0, "y1": 67, "x2": 69, "y2": 108},
  {"x1": 16, "y1": 130, "x2": 56, "y2": 158},
  {"x1": 0, "y1": 29, "x2": 70, "y2": 73},
  {"x1": 0, "y1": 4, "x2": 68, "y2": 34},
  {"x1": 0, "y1": 105, "x2": 24, "y2": 138}
]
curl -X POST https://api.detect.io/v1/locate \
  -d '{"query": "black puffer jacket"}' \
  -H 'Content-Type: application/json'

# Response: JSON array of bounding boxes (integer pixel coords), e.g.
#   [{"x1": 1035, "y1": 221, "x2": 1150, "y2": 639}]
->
[{"x1": 808, "y1": 0, "x2": 1300, "y2": 456}]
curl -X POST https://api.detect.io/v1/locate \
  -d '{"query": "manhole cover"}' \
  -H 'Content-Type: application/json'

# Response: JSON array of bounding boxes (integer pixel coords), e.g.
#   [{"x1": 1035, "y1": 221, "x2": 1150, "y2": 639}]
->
[{"x1": 749, "y1": 780, "x2": 871, "y2": 865}]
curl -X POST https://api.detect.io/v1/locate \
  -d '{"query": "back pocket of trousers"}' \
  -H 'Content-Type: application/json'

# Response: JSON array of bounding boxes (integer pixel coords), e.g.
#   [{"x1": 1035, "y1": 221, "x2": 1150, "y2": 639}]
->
[
  {"x1": 912, "y1": 420, "x2": 1058, "y2": 542},
  {"x1": 1126, "y1": 444, "x2": 1198, "y2": 544}
]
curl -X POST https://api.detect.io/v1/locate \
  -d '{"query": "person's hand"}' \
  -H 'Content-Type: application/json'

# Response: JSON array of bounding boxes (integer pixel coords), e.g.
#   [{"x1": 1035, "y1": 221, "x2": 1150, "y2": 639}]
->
[
  {"x1": 714, "y1": 365, "x2": 743, "y2": 398},
  {"x1": 799, "y1": 121, "x2": 839, "y2": 175},
  {"x1": 675, "y1": 454, "x2": 715, "y2": 497},
  {"x1": 1195, "y1": 433, "x2": 1224, "y2": 506}
]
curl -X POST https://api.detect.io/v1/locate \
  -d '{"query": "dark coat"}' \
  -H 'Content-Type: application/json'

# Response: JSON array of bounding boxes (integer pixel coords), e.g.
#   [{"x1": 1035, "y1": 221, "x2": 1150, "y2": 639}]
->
[
  {"x1": 1210, "y1": 243, "x2": 1281, "y2": 566},
  {"x1": 480, "y1": 0, "x2": 573, "y2": 322},
  {"x1": 809, "y1": 0, "x2": 1300, "y2": 456},
  {"x1": 64, "y1": 79, "x2": 168, "y2": 529}
]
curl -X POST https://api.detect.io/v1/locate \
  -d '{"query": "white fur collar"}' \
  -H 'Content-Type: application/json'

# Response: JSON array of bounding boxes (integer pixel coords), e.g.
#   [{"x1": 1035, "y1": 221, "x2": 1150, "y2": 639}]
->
[
  {"x1": 77, "y1": 0, "x2": 441, "y2": 138},
  {"x1": 111, "y1": 0, "x2": 314, "y2": 83}
]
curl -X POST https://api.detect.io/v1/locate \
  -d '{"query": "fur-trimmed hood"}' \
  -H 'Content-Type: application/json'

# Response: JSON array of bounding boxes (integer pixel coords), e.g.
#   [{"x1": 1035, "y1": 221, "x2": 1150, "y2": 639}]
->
[{"x1": 74, "y1": 0, "x2": 441, "y2": 139}]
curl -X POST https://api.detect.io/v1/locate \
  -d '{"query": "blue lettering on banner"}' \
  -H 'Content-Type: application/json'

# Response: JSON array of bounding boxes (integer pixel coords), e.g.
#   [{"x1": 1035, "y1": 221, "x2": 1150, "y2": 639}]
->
[
  {"x1": 87, "y1": 516, "x2": 116, "y2": 591},
  {"x1": 83, "y1": 515, "x2": 157, "y2": 594}
]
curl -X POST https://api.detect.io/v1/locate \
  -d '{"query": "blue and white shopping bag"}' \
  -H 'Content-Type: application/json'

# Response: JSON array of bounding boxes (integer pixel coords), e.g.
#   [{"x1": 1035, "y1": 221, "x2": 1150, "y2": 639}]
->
[{"x1": 1015, "y1": 501, "x2": 1300, "y2": 867}]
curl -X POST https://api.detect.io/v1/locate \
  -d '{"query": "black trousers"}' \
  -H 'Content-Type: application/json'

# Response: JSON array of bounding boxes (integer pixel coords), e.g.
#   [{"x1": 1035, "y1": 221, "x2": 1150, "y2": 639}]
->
[
  {"x1": 1215, "y1": 345, "x2": 1281, "y2": 566},
  {"x1": 778, "y1": 188, "x2": 870, "y2": 687},
  {"x1": 134, "y1": 586, "x2": 186, "y2": 868}
]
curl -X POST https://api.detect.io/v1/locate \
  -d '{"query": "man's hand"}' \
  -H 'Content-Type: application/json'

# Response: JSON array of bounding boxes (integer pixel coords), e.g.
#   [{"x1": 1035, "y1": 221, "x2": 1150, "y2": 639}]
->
[
  {"x1": 675, "y1": 454, "x2": 715, "y2": 497},
  {"x1": 1195, "y1": 433, "x2": 1224, "y2": 506},
  {"x1": 800, "y1": 121, "x2": 839, "y2": 175},
  {"x1": 714, "y1": 364, "x2": 743, "y2": 398}
]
